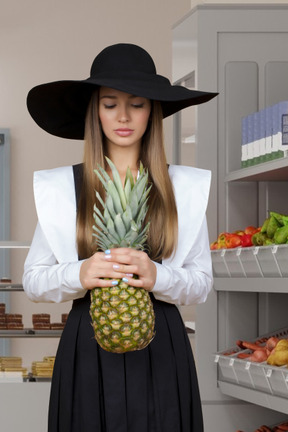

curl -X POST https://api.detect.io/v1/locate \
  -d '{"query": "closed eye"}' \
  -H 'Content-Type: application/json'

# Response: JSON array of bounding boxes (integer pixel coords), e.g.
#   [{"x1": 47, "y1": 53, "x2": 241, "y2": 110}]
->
[
  {"x1": 132, "y1": 103, "x2": 144, "y2": 108},
  {"x1": 104, "y1": 104, "x2": 116, "y2": 109}
]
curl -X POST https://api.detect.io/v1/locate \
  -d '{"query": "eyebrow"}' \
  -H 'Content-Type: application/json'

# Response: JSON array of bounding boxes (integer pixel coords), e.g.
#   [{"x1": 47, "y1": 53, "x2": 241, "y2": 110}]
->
[{"x1": 99, "y1": 94, "x2": 141, "y2": 100}]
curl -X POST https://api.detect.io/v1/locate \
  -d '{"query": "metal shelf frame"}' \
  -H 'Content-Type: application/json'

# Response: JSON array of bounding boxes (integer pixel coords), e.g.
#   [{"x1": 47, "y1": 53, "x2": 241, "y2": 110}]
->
[
  {"x1": 0, "y1": 329, "x2": 62, "y2": 338},
  {"x1": 226, "y1": 157, "x2": 288, "y2": 182}
]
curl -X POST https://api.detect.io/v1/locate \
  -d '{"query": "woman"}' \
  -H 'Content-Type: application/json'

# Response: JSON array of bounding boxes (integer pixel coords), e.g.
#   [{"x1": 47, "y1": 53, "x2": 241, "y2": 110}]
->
[{"x1": 23, "y1": 43, "x2": 217, "y2": 432}]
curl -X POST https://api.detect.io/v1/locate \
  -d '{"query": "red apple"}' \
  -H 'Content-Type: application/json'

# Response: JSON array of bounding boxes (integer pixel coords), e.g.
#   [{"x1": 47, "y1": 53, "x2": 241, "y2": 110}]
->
[
  {"x1": 210, "y1": 241, "x2": 218, "y2": 250},
  {"x1": 217, "y1": 232, "x2": 229, "y2": 249},
  {"x1": 233, "y1": 230, "x2": 245, "y2": 236},
  {"x1": 244, "y1": 226, "x2": 258, "y2": 235},
  {"x1": 240, "y1": 233, "x2": 253, "y2": 247},
  {"x1": 225, "y1": 233, "x2": 242, "y2": 249}
]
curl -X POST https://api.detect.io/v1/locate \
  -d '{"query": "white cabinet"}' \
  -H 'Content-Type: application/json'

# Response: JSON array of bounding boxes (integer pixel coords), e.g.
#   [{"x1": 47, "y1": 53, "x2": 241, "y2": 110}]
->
[{"x1": 173, "y1": 5, "x2": 288, "y2": 431}]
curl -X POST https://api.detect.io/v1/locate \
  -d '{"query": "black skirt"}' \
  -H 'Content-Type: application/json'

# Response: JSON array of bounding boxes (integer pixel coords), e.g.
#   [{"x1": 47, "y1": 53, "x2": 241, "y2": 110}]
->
[{"x1": 48, "y1": 292, "x2": 203, "y2": 432}]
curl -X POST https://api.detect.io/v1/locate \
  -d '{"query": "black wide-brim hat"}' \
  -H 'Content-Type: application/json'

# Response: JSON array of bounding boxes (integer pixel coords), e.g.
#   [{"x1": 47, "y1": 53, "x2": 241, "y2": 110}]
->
[{"x1": 27, "y1": 43, "x2": 218, "y2": 140}]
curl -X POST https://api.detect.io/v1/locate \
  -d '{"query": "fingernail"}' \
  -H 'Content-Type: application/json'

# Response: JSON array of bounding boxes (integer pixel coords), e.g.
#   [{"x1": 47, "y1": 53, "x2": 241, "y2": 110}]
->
[
  {"x1": 111, "y1": 280, "x2": 118, "y2": 286},
  {"x1": 125, "y1": 273, "x2": 133, "y2": 277},
  {"x1": 113, "y1": 264, "x2": 120, "y2": 270},
  {"x1": 122, "y1": 277, "x2": 129, "y2": 283},
  {"x1": 104, "y1": 249, "x2": 111, "y2": 255}
]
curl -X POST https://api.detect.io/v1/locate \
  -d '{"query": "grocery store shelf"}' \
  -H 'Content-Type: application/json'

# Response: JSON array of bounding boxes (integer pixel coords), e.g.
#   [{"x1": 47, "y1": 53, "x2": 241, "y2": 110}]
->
[
  {"x1": 211, "y1": 245, "x2": 288, "y2": 282},
  {"x1": 218, "y1": 381, "x2": 288, "y2": 414},
  {"x1": 25, "y1": 374, "x2": 52, "y2": 382},
  {"x1": 0, "y1": 284, "x2": 23, "y2": 292},
  {"x1": 0, "y1": 374, "x2": 52, "y2": 383},
  {"x1": 215, "y1": 327, "x2": 288, "y2": 414},
  {"x1": 0, "y1": 329, "x2": 62, "y2": 338},
  {"x1": 225, "y1": 157, "x2": 288, "y2": 182},
  {"x1": 0, "y1": 241, "x2": 30, "y2": 249},
  {"x1": 214, "y1": 277, "x2": 288, "y2": 293}
]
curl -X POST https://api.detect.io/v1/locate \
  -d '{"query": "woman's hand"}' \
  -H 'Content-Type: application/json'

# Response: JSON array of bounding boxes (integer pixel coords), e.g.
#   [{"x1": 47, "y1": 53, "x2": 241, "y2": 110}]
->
[
  {"x1": 80, "y1": 248, "x2": 156, "y2": 291},
  {"x1": 79, "y1": 251, "x2": 126, "y2": 290}
]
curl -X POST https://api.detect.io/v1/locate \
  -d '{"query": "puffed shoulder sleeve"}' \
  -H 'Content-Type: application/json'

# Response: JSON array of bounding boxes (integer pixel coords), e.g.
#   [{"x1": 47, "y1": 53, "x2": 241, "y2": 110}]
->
[
  {"x1": 22, "y1": 166, "x2": 87, "y2": 303},
  {"x1": 151, "y1": 165, "x2": 213, "y2": 305},
  {"x1": 23, "y1": 222, "x2": 86, "y2": 303}
]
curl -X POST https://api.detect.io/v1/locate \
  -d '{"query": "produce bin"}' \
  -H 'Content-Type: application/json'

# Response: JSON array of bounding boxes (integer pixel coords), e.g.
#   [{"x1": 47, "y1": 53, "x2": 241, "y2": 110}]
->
[
  {"x1": 214, "y1": 327, "x2": 288, "y2": 397},
  {"x1": 222, "y1": 249, "x2": 245, "y2": 277},
  {"x1": 256, "y1": 246, "x2": 281, "y2": 277},
  {"x1": 274, "y1": 244, "x2": 288, "y2": 277},
  {"x1": 266, "y1": 365, "x2": 288, "y2": 398},
  {"x1": 238, "y1": 247, "x2": 262, "y2": 277},
  {"x1": 210, "y1": 249, "x2": 230, "y2": 277},
  {"x1": 249, "y1": 361, "x2": 273, "y2": 394},
  {"x1": 232, "y1": 355, "x2": 255, "y2": 389},
  {"x1": 214, "y1": 352, "x2": 239, "y2": 384},
  {"x1": 211, "y1": 245, "x2": 288, "y2": 278}
]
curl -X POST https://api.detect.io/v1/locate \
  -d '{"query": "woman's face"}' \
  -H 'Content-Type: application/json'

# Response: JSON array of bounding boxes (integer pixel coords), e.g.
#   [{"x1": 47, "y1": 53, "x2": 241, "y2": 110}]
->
[{"x1": 98, "y1": 87, "x2": 151, "y2": 152}]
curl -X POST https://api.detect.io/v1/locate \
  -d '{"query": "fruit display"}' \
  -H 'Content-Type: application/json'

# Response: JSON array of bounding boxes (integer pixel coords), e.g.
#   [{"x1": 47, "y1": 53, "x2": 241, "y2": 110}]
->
[
  {"x1": 230, "y1": 336, "x2": 288, "y2": 365},
  {"x1": 90, "y1": 157, "x2": 155, "y2": 353},
  {"x1": 210, "y1": 226, "x2": 260, "y2": 250},
  {"x1": 222, "y1": 334, "x2": 288, "y2": 366},
  {"x1": 216, "y1": 330, "x2": 288, "y2": 415},
  {"x1": 252, "y1": 211, "x2": 288, "y2": 246},
  {"x1": 267, "y1": 339, "x2": 288, "y2": 366},
  {"x1": 210, "y1": 211, "x2": 288, "y2": 250}
]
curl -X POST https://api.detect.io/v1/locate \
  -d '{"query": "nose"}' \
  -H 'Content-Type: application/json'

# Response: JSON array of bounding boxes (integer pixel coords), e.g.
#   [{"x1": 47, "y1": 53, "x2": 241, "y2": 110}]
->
[{"x1": 119, "y1": 104, "x2": 130, "y2": 123}]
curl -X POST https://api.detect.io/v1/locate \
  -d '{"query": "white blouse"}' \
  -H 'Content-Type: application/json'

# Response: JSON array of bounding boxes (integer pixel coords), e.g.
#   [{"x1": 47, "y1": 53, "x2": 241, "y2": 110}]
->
[{"x1": 23, "y1": 164, "x2": 213, "y2": 305}]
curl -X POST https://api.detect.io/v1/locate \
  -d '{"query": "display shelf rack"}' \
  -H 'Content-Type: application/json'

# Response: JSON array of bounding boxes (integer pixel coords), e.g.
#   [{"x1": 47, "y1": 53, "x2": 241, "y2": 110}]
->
[
  {"x1": 0, "y1": 284, "x2": 24, "y2": 292},
  {"x1": 214, "y1": 278, "x2": 288, "y2": 293},
  {"x1": 218, "y1": 381, "x2": 288, "y2": 414},
  {"x1": 0, "y1": 241, "x2": 30, "y2": 249},
  {"x1": 25, "y1": 374, "x2": 52, "y2": 382},
  {"x1": 0, "y1": 374, "x2": 52, "y2": 383},
  {"x1": 0, "y1": 329, "x2": 62, "y2": 338},
  {"x1": 211, "y1": 245, "x2": 288, "y2": 280},
  {"x1": 215, "y1": 327, "x2": 288, "y2": 414},
  {"x1": 225, "y1": 157, "x2": 288, "y2": 182}
]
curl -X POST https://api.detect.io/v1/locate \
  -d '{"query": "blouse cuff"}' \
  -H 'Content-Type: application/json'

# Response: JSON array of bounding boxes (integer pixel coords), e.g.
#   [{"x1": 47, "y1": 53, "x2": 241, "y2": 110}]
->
[{"x1": 151, "y1": 262, "x2": 179, "y2": 304}]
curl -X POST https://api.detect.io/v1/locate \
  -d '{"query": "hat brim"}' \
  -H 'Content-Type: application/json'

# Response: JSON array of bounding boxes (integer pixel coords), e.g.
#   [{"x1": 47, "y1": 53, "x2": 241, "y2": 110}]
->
[{"x1": 27, "y1": 77, "x2": 217, "y2": 140}]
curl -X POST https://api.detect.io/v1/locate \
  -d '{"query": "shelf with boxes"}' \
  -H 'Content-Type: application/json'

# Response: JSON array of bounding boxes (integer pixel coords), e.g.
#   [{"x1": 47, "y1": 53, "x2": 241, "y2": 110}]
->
[
  {"x1": 0, "y1": 283, "x2": 68, "y2": 334},
  {"x1": 0, "y1": 290, "x2": 67, "y2": 381},
  {"x1": 241, "y1": 101, "x2": 288, "y2": 169},
  {"x1": 226, "y1": 156, "x2": 288, "y2": 182},
  {"x1": 0, "y1": 241, "x2": 67, "y2": 382}
]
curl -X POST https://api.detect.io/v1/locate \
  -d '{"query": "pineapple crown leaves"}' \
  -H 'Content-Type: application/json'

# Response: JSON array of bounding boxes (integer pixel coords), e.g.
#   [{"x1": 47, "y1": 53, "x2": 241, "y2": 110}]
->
[{"x1": 92, "y1": 157, "x2": 151, "y2": 250}]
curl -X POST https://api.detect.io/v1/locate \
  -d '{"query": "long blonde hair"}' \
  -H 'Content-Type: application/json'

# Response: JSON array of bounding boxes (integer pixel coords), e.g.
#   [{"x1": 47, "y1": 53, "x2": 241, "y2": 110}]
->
[{"x1": 76, "y1": 90, "x2": 178, "y2": 262}]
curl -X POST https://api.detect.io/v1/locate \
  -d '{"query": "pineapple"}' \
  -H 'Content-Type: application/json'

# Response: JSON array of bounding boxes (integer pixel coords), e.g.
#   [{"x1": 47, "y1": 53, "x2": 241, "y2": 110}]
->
[{"x1": 89, "y1": 157, "x2": 155, "y2": 353}]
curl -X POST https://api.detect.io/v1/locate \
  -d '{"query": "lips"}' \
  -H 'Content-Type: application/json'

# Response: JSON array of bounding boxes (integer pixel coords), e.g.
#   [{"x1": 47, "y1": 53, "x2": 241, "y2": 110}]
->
[{"x1": 114, "y1": 128, "x2": 134, "y2": 137}]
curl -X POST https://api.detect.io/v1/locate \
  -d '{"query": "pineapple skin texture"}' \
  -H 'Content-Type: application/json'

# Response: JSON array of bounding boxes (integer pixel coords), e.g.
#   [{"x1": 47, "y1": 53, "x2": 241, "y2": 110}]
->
[{"x1": 90, "y1": 279, "x2": 155, "y2": 353}]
